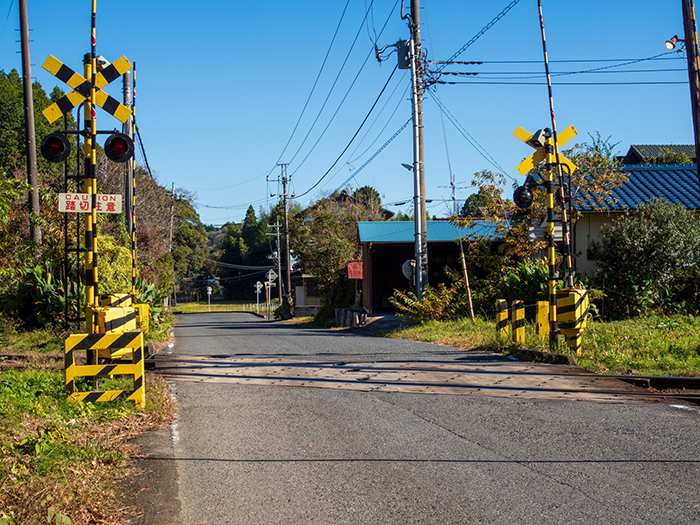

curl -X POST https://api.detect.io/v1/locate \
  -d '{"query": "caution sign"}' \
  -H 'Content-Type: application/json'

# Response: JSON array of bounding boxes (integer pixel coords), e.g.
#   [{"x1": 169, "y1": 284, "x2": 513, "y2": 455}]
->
[{"x1": 58, "y1": 193, "x2": 123, "y2": 213}]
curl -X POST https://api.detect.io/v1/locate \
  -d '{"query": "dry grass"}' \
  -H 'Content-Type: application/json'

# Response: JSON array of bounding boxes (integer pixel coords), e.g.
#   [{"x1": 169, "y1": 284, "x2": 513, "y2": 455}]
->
[{"x1": 0, "y1": 373, "x2": 176, "y2": 525}]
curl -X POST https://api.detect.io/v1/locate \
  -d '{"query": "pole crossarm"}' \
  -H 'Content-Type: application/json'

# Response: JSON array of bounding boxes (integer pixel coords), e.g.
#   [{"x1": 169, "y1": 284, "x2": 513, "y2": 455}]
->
[{"x1": 42, "y1": 55, "x2": 133, "y2": 123}]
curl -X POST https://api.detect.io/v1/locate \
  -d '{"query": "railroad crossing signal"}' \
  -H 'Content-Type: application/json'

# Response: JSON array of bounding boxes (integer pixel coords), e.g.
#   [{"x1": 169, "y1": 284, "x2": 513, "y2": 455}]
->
[
  {"x1": 41, "y1": 54, "x2": 133, "y2": 124},
  {"x1": 266, "y1": 269, "x2": 278, "y2": 282},
  {"x1": 40, "y1": 132, "x2": 71, "y2": 163},
  {"x1": 513, "y1": 125, "x2": 578, "y2": 175}
]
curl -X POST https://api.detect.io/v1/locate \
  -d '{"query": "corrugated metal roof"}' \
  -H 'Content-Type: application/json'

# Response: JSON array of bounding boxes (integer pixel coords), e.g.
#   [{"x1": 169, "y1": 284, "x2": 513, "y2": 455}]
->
[
  {"x1": 358, "y1": 220, "x2": 502, "y2": 243},
  {"x1": 579, "y1": 164, "x2": 700, "y2": 211}
]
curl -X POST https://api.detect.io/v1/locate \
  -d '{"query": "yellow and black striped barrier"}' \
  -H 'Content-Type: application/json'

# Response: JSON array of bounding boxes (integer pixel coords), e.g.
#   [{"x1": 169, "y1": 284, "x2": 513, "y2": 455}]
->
[
  {"x1": 495, "y1": 299, "x2": 509, "y2": 339},
  {"x1": 64, "y1": 331, "x2": 145, "y2": 408},
  {"x1": 557, "y1": 288, "x2": 589, "y2": 356},
  {"x1": 510, "y1": 301, "x2": 525, "y2": 345}
]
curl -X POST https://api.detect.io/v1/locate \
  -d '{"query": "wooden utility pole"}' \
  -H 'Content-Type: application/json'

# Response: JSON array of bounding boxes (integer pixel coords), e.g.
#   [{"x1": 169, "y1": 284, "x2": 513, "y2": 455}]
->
[
  {"x1": 682, "y1": 0, "x2": 700, "y2": 197},
  {"x1": 19, "y1": 0, "x2": 41, "y2": 245}
]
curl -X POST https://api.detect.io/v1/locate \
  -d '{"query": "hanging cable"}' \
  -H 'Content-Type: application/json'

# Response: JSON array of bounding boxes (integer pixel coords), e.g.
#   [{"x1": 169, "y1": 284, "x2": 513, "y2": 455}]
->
[
  {"x1": 333, "y1": 118, "x2": 412, "y2": 192},
  {"x1": 285, "y1": 0, "x2": 379, "y2": 168},
  {"x1": 287, "y1": 0, "x2": 401, "y2": 177},
  {"x1": 432, "y1": 0, "x2": 523, "y2": 76},
  {"x1": 134, "y1": 125, "x2": 154, "y2": 179},
  {"x1": 275, "y1": 0, "x2": 352, "y2": 164},
  {"x1": 427, "y1": 89, "x2": 515, "y2": 181},
  {"x1": 296, "y1": 65, "x2": 399, "y2": 199}
]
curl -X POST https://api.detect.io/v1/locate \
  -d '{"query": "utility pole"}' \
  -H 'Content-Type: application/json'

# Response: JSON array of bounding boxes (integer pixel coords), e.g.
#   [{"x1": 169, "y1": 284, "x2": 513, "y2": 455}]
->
[
  {"x1": 405, "y1": 0, "x2": 427, "y2": 298},
  {"x1": 19, "y1": 0, "x2": 41, "y2": 245},
  {"x1": 266, "y1": 218, "x2": 283, "y2": 305},
  {"x1": 682, "y1": 0, "x2": 700, "y2": 196},
  {"x1": 272, "y1": 164, "x2": 293, "y2": 319}
]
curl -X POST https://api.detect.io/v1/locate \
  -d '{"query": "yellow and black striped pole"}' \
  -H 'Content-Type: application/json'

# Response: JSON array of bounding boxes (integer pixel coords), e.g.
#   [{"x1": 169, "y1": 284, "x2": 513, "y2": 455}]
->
[
  {"x1": 87, "y1": 0, "x2": 99, "y2": 333},
  {"x1": 495, "y1": 299, "x2": 509, "y2": 340},
  {"x1": 510, "y1": 300, "x2": 525, "y2": 345},
  {"x1": 131, "y1": 64, "x2": 138, "y2": 297},
  {"x1": 537, "y1": 0, "x2": 561, "y2": 349},
  {"x1": 83, "y1": 55, "x2": 96, "y2": 334}
]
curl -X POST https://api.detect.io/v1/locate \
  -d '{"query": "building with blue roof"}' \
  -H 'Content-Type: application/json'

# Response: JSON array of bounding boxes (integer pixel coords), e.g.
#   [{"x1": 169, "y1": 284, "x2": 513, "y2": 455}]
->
[
  {"x1": 357, "y1": 219, "x2": 503, "y2": 314},
  {"x1": 574, "y1": 163, "x2": 699, "y2": 277}
]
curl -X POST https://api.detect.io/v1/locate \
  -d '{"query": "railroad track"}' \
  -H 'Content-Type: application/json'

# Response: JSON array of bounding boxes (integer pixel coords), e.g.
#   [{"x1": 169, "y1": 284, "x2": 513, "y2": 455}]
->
[{"x1": 147, "y1": 354, "x2": 700, "y2": 405}]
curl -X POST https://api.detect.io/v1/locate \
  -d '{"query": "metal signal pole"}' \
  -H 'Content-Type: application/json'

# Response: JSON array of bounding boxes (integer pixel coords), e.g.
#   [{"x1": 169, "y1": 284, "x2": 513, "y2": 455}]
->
[{"x1": 19, "y1": 0, "x2": 41, "y2": 245}]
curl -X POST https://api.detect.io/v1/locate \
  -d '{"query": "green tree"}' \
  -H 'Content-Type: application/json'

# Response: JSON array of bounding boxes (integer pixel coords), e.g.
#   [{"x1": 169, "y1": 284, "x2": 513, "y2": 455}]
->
[
  {"x1": 459, "y1": 187, "x2": 490, "y2": 217},
  {"x1": 172, "y1": 194, "x2": 208, "y2": 278},
  {"x1": 591, "y1": 198, "x2": 700, "y2": 317},
  {"x1": 353, "y1": 185, "x2": 381, "y2": 206},
  {"x1": 291, "y1": 192, "x2": 387, "y2": 318}
]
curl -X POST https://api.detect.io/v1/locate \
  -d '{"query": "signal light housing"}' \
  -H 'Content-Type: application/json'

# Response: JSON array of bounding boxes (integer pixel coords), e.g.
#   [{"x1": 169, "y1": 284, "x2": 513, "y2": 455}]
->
[
  {"x1": 513, "y1": 185, "x2": 534, "y2": 209},
  {"x1": 40, "y1": 132, "x2": 71, "y2": 163},
  {"x1": 104, "y1": 133, "x2": 134, "y2": 163}
]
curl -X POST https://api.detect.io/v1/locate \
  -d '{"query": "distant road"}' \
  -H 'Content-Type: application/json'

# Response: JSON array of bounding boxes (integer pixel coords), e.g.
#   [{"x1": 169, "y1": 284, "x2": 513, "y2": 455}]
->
[{"x1": 140, "y1": 312, "x2": 700, "y2": 525}]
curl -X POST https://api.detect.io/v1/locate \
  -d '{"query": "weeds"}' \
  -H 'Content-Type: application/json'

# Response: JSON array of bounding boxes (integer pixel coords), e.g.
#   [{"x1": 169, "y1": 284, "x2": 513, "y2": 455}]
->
[{"x1": 0, "y1": 368, "x2": 175, "y2": 525}]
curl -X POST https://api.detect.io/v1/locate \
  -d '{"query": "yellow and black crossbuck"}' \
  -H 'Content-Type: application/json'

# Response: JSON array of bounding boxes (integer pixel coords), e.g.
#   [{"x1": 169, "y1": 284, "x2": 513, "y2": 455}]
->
[{"x1": 42, "y1": 55, "x2": 133, "y2": 124}]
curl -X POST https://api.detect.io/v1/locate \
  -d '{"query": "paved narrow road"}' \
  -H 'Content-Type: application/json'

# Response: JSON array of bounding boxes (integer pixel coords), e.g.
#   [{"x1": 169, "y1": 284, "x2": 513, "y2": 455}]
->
[{"x1": 131, "y1": 313, "x2": 700, "y2": 525}]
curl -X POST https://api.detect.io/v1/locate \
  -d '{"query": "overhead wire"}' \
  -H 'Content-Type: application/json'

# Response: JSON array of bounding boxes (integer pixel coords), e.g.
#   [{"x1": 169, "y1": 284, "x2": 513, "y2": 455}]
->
[
  {"x1": 295, "y1": 64, "x2": 400, "y2": 199},
  {"x1": 134, "y1": 125, "x2": 154, "y2": 179},
  {"x1": 287, "y1": 0, "x2": 401, "y2": 178},
  {"x1": 428, "y1": 89, "x2": 515, "y2": 181},
  {"x1": 432, "y1": 0, "x2": 524, "y2": 75},
  {"x1": 0, "y1": 0, "x2": 14, "y2": 47},
  {"x1": 333, "y1": 118, "x2": 412, "y2": 192},
  {"x1": 347, "y1": 78, "x2": 409, "y2": 163},
  {"x1": 274, "y1": 0, "x2": 352, "y2": 165},
  {"x1": 435, "y1": 80, "x2": 687, "y2": 85},
  {"x1": 285, "y1": 0, "x2": 379, "y2": 169}
]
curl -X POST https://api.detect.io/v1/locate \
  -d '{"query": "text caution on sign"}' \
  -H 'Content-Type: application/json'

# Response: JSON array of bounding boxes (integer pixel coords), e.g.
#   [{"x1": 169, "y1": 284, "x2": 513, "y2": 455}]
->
[{"x1": 58, "y1": 193, "x2": 123, "y2": 214}]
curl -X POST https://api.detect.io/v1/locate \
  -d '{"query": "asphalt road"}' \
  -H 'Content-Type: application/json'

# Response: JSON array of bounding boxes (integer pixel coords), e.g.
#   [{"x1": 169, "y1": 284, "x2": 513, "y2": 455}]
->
[{"x1": 130, "y1": 312, "x2": 700, "y2": 525}]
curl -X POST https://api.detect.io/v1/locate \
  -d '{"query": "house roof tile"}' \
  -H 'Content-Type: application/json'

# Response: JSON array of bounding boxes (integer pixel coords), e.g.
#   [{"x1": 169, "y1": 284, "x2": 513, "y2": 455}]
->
[{"x1": 578, "y1": 164, "x2": 700, "y2": 211}]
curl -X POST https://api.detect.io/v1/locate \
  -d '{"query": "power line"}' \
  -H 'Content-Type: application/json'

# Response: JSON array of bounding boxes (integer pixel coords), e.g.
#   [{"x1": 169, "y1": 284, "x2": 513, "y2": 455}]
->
[
  {"x1": 432, "y1": 57, "x2": 682, "y2": 65},
  {"x1": 427, "y1": 90, "x2": 515, "y2": 181},
  {"x1": 274, "y1": 0, "x2": 352, "y2": 164},
  {"x1": 433, "y1": 0, "x2": 524, "y2": 75},
  {"x1": 435, "y1": 80, "x2": 688, "y2": 86},
  {"x1": 134, "y1": 124, "x2": 154, "y2": 179},
  {"x1": 347, "y1": 82, "x2": 409, "y2": 163},
  {"x1": 334, "y1": 118, "x2": 412, "y2": 192},
  {"x1": 296, "y1": 65, "x2": 399, "y2": 199},
  {"x1": 287, "y1": 0, "x2": 401, "y2": 178},
  {"x1": 437, "y1": 68, "x2": 686, "y2": 76},
  {"x1": 285, "y1": 0, "x2": 380, "y2": 168}
]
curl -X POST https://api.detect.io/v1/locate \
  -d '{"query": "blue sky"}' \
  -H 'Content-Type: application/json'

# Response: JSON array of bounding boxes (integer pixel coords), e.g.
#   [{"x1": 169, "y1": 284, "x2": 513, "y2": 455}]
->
[{"x1": 0, "y1": 0, "x2": 691, "y2": 225}]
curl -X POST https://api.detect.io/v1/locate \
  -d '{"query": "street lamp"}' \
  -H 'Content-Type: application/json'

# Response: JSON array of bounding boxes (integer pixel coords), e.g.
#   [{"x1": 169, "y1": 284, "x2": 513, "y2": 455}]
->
[{"x1": 665, "y1": 35, "x2": 685, "y2": 50}]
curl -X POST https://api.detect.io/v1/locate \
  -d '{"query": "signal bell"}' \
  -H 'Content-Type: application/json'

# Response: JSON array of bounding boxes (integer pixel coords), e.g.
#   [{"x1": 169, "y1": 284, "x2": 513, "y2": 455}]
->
[
  {"x1": 40, "y1": 132, "x2": 71, "y2": 163},
  {"x1": 104, "y1": 132, "x2": 134, "y2": 163}
]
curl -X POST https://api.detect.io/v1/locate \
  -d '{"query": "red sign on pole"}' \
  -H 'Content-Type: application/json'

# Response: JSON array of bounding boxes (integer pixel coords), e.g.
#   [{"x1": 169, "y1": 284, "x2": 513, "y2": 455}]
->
[{"x1": 347, "y1": 260, "x2": 363, "y2": 279}]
